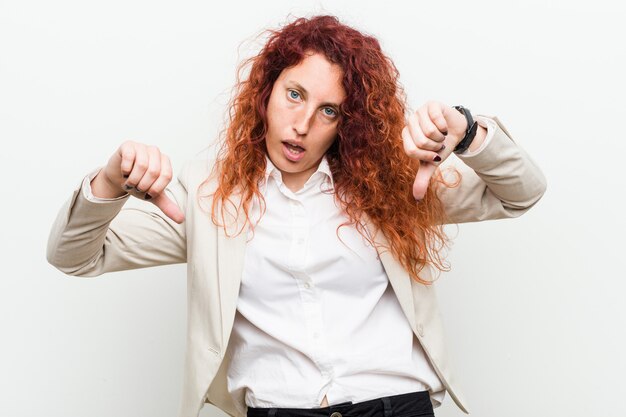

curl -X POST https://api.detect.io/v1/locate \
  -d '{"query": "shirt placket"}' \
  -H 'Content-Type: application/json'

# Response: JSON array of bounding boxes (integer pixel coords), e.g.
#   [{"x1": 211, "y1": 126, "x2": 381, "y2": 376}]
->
[{"x1": 287, "y1": 197, "x2": 334, "y2": 388}]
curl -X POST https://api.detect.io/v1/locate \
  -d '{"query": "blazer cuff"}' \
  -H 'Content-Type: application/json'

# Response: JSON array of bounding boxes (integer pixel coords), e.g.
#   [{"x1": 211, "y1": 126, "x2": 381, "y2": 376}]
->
[
  {"x1": 82, "y1": 167, "x2": 130, "y2": 203},
  {"x1": 454, "y1": 115, "x2": 520, "y2": 171},
  {"x1": 73, "y1": 167, "x2": 130, "y2": 220}
]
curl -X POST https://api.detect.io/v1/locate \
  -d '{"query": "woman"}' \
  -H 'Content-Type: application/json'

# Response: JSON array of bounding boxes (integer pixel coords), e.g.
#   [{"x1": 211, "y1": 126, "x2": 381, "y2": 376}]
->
[{"x1": 47, "y1": 14, "x2": 547, "y2": 417}]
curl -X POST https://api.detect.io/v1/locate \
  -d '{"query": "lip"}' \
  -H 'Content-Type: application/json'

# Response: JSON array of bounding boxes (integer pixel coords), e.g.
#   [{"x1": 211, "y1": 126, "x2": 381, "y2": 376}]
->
[
  {"x1": 282, "y1": 139, "x2": 306, "y2": 150},
  {"x1": 282, "y1": 142, "x2": 306, "y2": 162}
]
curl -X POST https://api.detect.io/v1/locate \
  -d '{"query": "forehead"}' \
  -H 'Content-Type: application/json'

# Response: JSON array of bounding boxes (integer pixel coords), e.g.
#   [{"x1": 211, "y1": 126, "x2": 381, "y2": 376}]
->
[{"x1": 278, "y1": 52, "x2": 346, "y2": 104}]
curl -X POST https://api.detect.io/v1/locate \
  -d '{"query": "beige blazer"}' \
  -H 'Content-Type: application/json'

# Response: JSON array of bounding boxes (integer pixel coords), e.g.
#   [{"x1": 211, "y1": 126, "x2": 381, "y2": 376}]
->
[{"x1": 47, "y1": 115, "x2": 547, "y2": 417}]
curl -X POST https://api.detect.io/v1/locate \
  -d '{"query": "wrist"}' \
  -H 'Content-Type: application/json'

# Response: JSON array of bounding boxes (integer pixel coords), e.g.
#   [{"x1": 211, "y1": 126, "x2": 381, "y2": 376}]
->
[{"x1": 91, "y1": 170, "x2": 128, "y2": 199}]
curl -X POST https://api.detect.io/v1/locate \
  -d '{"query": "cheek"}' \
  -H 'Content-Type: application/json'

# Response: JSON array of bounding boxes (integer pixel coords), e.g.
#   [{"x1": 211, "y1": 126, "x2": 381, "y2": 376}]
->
[
  {"x1": 267, "y1": 104, "x2": 286, "y2": 135},
  {"x1": 325, "y1": 129, "x2": 339, "y2": 147}
]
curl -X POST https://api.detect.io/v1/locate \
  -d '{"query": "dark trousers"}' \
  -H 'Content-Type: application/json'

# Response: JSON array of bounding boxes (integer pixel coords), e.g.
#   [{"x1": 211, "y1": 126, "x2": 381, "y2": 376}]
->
[{"x1": 246, "y1": 390, "x2": 435, "y2": 417}]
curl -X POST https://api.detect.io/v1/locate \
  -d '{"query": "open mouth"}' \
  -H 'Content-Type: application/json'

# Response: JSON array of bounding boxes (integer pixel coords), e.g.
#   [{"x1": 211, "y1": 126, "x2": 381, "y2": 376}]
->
[
  {"x1": 284, "y1": 142, "x2": 304, "y2": 154},
  {"x1": 282, "y1": 142, "x2": 306, "y2": 161}
]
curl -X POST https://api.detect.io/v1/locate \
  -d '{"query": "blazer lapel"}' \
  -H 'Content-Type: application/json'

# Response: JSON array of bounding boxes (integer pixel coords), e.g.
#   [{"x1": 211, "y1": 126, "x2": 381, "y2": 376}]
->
[
  {"x1": 215, "y1": 190, "x2": 249, "y2": 348},
  {"x1": 361, "y1": 213, "x2": 417, "y2": 331}
]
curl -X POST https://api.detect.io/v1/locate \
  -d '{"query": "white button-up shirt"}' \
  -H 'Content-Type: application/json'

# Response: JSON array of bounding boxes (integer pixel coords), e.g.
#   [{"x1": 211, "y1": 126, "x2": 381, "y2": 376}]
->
[{"x1": 225, "y1": 154, "x2": 446, "y2": 414}]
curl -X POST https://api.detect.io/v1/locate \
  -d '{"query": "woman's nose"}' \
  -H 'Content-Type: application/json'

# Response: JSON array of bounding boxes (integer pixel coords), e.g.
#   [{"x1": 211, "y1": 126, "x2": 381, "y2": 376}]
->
[{"x1": 293, "y1": 107, "x2": 315, "y2": 136}]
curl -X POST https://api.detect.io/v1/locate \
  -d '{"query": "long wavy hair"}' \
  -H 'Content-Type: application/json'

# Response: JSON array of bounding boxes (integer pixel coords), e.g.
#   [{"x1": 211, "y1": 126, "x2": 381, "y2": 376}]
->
[{"x1": 201, "y1": 14, "x2": 459, "y2": 285}]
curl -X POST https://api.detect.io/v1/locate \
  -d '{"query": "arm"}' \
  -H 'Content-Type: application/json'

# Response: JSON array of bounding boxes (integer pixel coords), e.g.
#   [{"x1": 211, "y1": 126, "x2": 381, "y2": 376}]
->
[
  {"x1": 46, "y1": 161, "x2": 191, "y2": 276},
  {"x1": 436, "y1": 115, "x2": 547, "y2": 224}
]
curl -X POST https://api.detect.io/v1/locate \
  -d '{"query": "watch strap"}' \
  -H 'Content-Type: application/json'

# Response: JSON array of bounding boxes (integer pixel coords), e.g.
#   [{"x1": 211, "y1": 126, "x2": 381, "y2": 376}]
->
[{"x1": 452, "y1": 105, "x2": 479, "y2": 154}]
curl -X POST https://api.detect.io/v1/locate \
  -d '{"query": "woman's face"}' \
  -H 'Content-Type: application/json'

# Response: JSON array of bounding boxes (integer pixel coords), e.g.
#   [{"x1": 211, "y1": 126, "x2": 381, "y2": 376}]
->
[{"x1": 265, "y1": 51, "x2": 346, "y2": 192}]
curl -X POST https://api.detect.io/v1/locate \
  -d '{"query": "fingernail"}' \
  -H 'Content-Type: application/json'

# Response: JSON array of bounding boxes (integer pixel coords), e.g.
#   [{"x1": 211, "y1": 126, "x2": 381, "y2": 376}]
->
[
  {"x1": 442, "y1": 131, "x2": 448, "y2": 136},
  {"x1": 123, "y1": 184, "x2": 133, "y2": 191},
  {"x1": 123, "y1": 174, "x2": 129, "y2": 179},
  {"x1": 135, "y1": 186, "x2": 143, "y2": 193},
  {"x1": 440, "y1": 144, "x2": 446, "y2": 151},
  {"x1": 144, "y1": 194, "x2": 152, "y2": 200},
  {"x1": 434, "y1": 155, "x2": 442, "y2": 162},
  {"x1": 415, "y1": 198, "x2": 422, "y2": 203}
]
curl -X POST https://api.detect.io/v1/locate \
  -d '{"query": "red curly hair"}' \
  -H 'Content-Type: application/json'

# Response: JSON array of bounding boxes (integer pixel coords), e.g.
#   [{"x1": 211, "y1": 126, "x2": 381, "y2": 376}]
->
[{"x1": 202, "y1": 14, "x2": 458, "y2": 285}]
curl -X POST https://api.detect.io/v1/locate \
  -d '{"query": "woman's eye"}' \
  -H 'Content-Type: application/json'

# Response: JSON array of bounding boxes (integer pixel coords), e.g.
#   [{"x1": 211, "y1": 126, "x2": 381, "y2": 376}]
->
[
  {"x1": 288, "y1": 90, "x2": 300, "y2": 100},
  {"x1": 323, "y1": 108, "x2": 337, "y2": 117}
]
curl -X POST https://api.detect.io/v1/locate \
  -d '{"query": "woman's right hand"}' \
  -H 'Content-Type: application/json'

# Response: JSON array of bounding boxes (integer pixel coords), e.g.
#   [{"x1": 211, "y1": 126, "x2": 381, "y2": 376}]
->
[{"x1": 93, "y1": 140, "x2": 185, "y2": 224}]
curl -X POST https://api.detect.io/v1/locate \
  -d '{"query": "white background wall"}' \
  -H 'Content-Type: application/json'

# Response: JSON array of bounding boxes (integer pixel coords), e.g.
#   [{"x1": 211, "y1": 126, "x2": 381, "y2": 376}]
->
[{"x1": 1, "y1": 0, "x2": 624, "y2": 416}]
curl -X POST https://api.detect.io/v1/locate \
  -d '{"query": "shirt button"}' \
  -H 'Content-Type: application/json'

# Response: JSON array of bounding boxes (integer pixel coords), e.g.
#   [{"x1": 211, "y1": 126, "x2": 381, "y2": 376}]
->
[
  {"x1": 304, "y1": 282, "x2": 311, "y2": 289},
  {"x1": 330, "y1": 413, "x2": 342, "y2": 417}
]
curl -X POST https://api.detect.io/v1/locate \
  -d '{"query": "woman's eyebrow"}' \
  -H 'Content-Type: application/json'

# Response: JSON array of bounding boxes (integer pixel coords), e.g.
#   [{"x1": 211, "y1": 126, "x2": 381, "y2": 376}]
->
[{"x1": 286, "y1": 80, "x2": 342, "y2": 108}]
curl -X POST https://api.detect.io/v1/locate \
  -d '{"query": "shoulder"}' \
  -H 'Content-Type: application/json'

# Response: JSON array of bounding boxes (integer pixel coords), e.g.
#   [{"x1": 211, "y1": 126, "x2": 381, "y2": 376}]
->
[
  {"x1": 177, "y1": 147, "x2": 222, "y2": 201},
  {"x1": 177, "y1": 147, "x2": 218, "y2": 186}
]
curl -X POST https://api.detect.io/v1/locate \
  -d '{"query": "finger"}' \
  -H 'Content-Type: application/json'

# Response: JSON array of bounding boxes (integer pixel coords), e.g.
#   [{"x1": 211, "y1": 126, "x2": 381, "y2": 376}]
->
[
  {"x1": 426, "y1": 101, "x2": 449, "y2": 137},
  {"x1": 124, "y1": 144, "x2": 149, "y2": 191},
  {"x1": 417, "y1": 106, "x2": 447, "y2": 145},
  {"x1": 408, "y1": 111, "x2": 446, "y2": 153},
  {"x1": 413, "y1": 162, "x2": 437, "y2": 201},
  {"x1": 145, "y1": 153, "x2": 173, "y2": 198},
  {"x1": 136, "y1": 146, "x2": 162, "y2": 193},
  {"x1": 151, "y1": 191, "x2": 185, "y2": 224},
  {"x1": 118, "y1": 141, "x2": 137, "y2": 178},
  {"x1": 402, "y1": 124, "x2": 444, "y2": 164}
]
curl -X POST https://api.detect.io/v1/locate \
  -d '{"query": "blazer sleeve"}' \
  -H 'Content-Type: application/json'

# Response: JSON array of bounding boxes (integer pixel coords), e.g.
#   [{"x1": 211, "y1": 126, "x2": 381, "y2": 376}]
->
[
  {"x1": 46, "y1": 161, "x2": 190, "y2": 277},
  {"x1": 435, "y1": 115, "x2": 548, "y2": 224}
]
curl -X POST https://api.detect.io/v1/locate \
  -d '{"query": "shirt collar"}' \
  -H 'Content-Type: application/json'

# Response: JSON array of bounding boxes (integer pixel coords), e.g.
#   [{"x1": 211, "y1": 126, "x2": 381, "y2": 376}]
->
[{"x1": 264, "y1": 154, "x2": 335, "y2": 191}]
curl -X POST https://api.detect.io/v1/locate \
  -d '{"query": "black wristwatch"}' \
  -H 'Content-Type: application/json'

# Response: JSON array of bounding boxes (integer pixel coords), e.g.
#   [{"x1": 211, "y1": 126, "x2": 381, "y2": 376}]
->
[{"x1": 452, "y1": 105, "x2": 479, "y2": 154}]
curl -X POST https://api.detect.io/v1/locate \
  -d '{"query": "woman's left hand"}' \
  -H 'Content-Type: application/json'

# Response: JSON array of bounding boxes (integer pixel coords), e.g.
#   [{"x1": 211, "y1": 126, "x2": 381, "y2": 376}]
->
[{"x1": 401, "y1": 100, "x2": 468, "y2": 200}]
